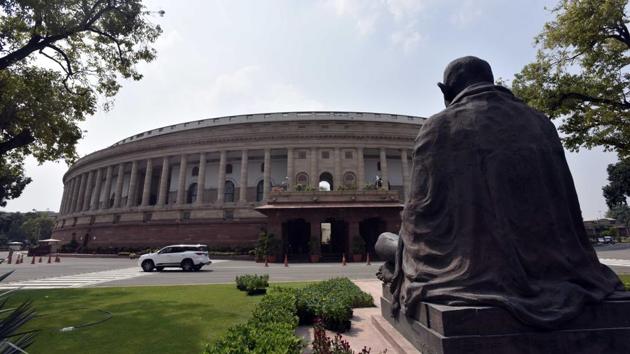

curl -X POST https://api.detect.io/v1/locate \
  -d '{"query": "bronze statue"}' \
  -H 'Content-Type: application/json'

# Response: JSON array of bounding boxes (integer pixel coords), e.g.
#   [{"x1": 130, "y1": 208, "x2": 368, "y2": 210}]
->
[{"x1": 377, "y1": 56, "x2": 627, "y2": 329}]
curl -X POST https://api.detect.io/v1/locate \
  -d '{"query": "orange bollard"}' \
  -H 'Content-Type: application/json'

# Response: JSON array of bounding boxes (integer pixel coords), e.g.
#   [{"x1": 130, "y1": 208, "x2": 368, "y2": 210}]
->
[
  {"x1": 55, "y1": 253, "x2": 60, "y2": 263},
  {"x1": 47, "y1": 254, "x2": 52, "y2": 263},
  {"x1": 7, "y1": 250, "x2": 12, "y2": 264},
  {"x1": 16, "y1": 254, "x2": 21, "y2": 264},
  {"x1": 31, "y1": 255, "x2": 35, "y2": 264},
  {"x1": 342, "y1": 253, "x2": 347, "y2": 266},
  {"x1": 264, "y1": 256, "x2": 269, "y2": 267},
  {"x1": 284, "y1": 254, "x2": 288, "y2": 267},
  {"x1": 39, "y1": 256, "x2": 42, "y2": 263},
  {"x1": 366, "y1": 252, "x2": 371, "y2": 265}
]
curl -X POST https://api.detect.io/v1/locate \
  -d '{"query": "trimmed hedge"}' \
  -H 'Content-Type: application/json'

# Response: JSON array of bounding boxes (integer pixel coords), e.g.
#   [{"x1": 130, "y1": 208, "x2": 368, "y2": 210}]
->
[
  {"x1": 204, "y1": 288, "x2": 303, "y2": 354},
  {"x1": 295, "y1": 277, "x2": 373, "y2": 332},
  {"x1": 235, "y1": 274, "x2": 269, "y2": 295}
]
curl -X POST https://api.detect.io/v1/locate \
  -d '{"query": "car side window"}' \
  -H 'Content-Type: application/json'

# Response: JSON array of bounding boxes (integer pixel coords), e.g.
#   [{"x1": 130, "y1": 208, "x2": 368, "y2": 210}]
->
[
  {"x1": 170, "y1": 247, "x2": 184, "y2": 253},
  {"x1": 159, "y1": 247, "x2": 172, "y2": 254}
]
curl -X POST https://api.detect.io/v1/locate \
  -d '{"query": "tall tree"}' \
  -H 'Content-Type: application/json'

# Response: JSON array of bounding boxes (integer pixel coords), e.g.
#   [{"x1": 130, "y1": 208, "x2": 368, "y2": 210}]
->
[
  {"x1": 603, "y1": 158, "x2": 630, "y2": 208},
  {"x1": 0, "y1": 0, "x2": 163, "y2": 206},
  {"x1": 512, "y1": 0, "x2": 630, "y2": 158}
]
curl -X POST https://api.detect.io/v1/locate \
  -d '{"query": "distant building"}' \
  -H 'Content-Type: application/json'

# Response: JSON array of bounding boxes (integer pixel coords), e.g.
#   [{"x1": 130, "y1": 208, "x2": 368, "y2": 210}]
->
[
  {"x1": 583, "y1": 218, "x2": 629, "y2": 240},
  {"x1": 52, "y1": 111, "x2": 425, "y2": 259}
]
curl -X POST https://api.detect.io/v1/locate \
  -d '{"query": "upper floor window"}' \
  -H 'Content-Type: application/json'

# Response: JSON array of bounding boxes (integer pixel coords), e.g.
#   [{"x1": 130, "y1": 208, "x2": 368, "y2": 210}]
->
[
  {"x1": 321, "y1": 151, "x2": 330, "y2": 159},
  {"x1": 226, "y1": 164, "x2": 233, "y2": 174},
  {"x1": 344, "y1": 151, "x2": 353, "y2": 159},
  {"x1": 192, "y1": 166, "x2": 199, "y2": 177},
  {"x1": 297, "y1": 151, "x2": 307, "y2": 159}
]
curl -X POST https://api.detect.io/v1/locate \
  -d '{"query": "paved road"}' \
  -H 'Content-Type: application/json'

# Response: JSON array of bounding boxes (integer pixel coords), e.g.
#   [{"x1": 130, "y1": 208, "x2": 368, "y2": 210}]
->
[{"x1": 0, "y1": 244, "x2": 628, "y2": 289}]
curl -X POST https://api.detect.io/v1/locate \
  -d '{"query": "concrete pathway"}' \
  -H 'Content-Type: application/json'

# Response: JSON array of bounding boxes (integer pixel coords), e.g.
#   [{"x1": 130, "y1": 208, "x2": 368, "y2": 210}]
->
[{"x1": 298, "y1": 279, "x2": 418, "y2": 354}]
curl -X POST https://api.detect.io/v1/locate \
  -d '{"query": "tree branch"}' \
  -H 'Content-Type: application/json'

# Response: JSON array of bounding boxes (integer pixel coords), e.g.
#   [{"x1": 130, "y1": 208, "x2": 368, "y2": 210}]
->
[
  {"x1": 87, "y1": 27, "x2": 124, "y2": 61},
  {"x1": 556, "y1": 92, "x2": 630, "y2": 110},
  {"x1": 0, "y1": 130, "x2": 35, "y2": 156}
]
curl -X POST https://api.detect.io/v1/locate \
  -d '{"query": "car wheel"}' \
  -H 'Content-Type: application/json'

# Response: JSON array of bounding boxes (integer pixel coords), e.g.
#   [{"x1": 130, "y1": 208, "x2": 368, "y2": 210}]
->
[
  {"x1": 193, "y1": 265, "x2": 202, "y2": 271},
  {"x1": 181, "y1": 259, "x2": 194, "y2": 272},
  {"x1": 156, "y1": 266, "x2": 164, "y2": 272},
  {"x1": 141, "y1": 260, "x2": 154, "y2": 272}
]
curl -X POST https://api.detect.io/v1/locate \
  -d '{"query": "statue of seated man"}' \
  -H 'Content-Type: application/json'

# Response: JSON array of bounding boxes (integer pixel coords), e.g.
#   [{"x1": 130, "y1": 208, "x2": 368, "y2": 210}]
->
[{"x1": 376, "y1": 56, "x2": 627, "y2": 329}]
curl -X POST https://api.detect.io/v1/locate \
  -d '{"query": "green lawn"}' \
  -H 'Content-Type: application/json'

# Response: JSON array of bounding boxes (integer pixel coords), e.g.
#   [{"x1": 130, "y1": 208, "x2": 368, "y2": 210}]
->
[
  {"x1": 619, "y1": 274, "x2": 630, "y2": 290},
  {"x1": 6, "y1": 284, "x2": 305, "y2": 354}
]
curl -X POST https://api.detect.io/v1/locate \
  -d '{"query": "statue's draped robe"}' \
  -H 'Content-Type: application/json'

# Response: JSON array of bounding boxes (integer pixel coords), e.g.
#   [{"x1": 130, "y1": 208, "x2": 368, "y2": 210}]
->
[{"x1": 395, "y1": 83, "x2": 625, "y2": 329}]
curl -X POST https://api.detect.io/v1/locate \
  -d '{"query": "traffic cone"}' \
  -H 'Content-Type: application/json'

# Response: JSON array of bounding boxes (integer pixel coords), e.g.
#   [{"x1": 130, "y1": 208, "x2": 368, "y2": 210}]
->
[
  {"x1": 284, "y1": 254, "x2": 288, "y2": 267},
  {"x1": 342, "y1": 253, "x2": 347, "y2": 266},
  {"x1": 17, "y1": 255, "x2": 21, "y2": 264},
  {"x1": 264, "y1": 256, "x2": 269, "y2": 267},
  {"x1": 7, "y1": 250, "x2": 12, "y2": 264},
  {"x1": 55, "y1": 253, "x2": 60, "y2": 263},
  {"x1": 31, "y1": 255, "x2": 35, "y2": 264},
  {"x1": 366, "y1": 252, "x2": 371, "y2": 265},
  {"x1": 39, "y1": 256, "x2": 42, "y2": 263},
  {"x1": 47, "y1": 254, "x2": 52, "y2": 263}
]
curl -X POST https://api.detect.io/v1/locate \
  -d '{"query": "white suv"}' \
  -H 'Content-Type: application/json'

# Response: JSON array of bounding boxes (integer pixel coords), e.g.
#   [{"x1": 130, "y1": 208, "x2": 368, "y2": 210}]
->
[{"x1": 138, "y1": 244, "x2": 211, "y2": 272}]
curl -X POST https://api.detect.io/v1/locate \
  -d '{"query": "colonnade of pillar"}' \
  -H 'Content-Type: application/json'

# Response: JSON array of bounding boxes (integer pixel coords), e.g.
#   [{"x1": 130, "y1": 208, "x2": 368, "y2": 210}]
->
[{"x1": 59, "y1": 147, "x2": 412, "y2": 215}]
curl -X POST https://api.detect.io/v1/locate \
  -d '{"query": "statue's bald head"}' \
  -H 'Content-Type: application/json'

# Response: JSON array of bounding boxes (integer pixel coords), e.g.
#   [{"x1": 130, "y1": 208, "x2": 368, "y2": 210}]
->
[{"x1": 438, "y1": 56, "x2": 494, "y2": 106}]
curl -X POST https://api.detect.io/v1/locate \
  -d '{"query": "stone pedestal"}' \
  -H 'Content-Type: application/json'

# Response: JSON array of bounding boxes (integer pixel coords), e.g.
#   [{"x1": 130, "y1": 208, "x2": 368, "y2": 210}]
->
[{"x1": 381, "y1": 285, "x2": 630, "y2": 354}]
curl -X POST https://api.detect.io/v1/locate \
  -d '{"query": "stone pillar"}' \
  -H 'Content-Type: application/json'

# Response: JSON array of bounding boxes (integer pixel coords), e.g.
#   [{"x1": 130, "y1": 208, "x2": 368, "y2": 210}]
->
[
  {"x1": 348, "y1": 218, "x2": 360, "y2": 257},
  {"x1": 82, "y1": 171, "x2": 94, "y2": 211},
  {"x1": 401, "y1": 149, "x2": 410, "y2": 202},
  {"x1": 310, "y1": 147, "x2": 318, "y2": 188},
  {"x1": 113, "y1": 163, "x2": 125, "y2": 208},
  {"x1": 68, "y1": 176, "x2": 81, "y2": 213},
  {"x1": 126, "y1": 160, "x2": 139, "y2": 208},
  {"x1": 216, "y1": 151, "x2": 226, "y2": 204},
  {"x1": 176, "y1": 155, "x2": 188, "y2": 205},
  {"x1": 334, "y1": 147, "x2": 342, "y2": 190},
  {"x1": 102, "y1": 166, "x2": 113, "y2": 209},
  {"x1": 196, "y1": 153, "x2": 207, "y2": 205},
  {"x1": 90, "y1": 168, "x2": 103, "y2": 210},
  {"x1": 59, "y1": 181, "x2": 69, "y2": 214},
  {"x1": 70, "y1": 175, "x2": 83, "y2": 213},
  {"x1": 380, "y1": 148, "x2": 389, "y2": 190},
  {"x1": 141, "y1": 159, "x2": 153, "y2": 207},
  {"x1": 239, "y1": 150, "x2": 248, "y2": 203},
  {"x1": 357, "y1": 147, "x2": 365, "y2": 190},
  {"x1": 310, "y1": 219, "x2": 321, "y2": 255},
  {"x1": 286, "y1": 148, "x2": 294, "y2": 191},
  {"x1": 263, "y1": 148, "x2": 271, "y2": 200},
  {"x1": 75, "y1": 173, "x2": 87, "y2": 212},
  {"x1": 157, "y1": 157, "x2": 170, "y2": 206}
]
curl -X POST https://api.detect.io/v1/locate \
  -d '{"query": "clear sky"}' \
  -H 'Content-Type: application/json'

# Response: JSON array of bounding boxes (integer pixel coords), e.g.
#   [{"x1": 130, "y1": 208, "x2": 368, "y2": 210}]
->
[{"x1": 2, "y1": 0, "x2": 619, "y2": 220}]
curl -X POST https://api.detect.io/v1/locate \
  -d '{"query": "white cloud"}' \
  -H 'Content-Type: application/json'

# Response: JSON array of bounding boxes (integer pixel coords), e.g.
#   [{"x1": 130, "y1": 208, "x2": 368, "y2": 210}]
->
[
  {"x1": 450, "y1": 0, "x2": 483, "y2": 27},
  {"x1": 201, "y1": 65, "x2": 324, "y2": 115},
  {"x1": 385, "y1": 0, "x2": 426, "y2": 21},
  {"x1": 391, "y1": 24, "x2": 423, "y2": 52}
]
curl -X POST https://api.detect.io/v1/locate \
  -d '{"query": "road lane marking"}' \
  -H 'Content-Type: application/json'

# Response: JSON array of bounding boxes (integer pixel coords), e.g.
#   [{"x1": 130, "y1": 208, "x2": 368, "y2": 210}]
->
[{"x1": 0, "y1": 267, "x2": 152, "y2": 289}]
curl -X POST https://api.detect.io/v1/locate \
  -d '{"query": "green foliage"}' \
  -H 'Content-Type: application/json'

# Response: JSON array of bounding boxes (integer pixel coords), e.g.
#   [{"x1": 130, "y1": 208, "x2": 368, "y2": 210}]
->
[
  {"x1": 0, "y1": 211, "x2": 55, "y2": 244},
  {"x1": 204, "y1": 288, "x2": 303, "y2": 354},
  {"x1": 603, "y1": 158, "x2": 630, "y2": 208},
  {"x1": 607, "y1": 204, "x2": 630, "y2": 228},
  {"x1": 0, "y1": 271, "x2": 37, "y2": 352},
  {"x1": 312, "y1": 319, "x2": 372, "y2": 354},
  {"x1": 235, "y1": 274, "x2": 270, "y2": 295},
  {"x1": 362, "y1": 184, "x2": 377, "y2": 191},
  {"x1": 512, "y1": 0, "x2": 630, "y2": 157},
  {"x1": 255, "y1": 231, "x2": 281, "y2": 259},
  {"x1": 0, "y1": 0, "x2": 163, "y2": 205},
  {"x1": 295, "y1": 278, "x2": 373, "y2": 332}
]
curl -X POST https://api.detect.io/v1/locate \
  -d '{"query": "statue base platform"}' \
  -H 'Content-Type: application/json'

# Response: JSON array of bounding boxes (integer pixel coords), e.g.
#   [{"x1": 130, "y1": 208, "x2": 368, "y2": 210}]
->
[{"x1": 381, "y1": 285, "x2": 630, "y2": 354}]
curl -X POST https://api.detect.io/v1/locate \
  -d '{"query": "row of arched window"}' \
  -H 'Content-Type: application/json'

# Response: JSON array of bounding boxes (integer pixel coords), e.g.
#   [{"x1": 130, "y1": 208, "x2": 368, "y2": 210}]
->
[{"x1": 185, "y1": 180, "x2": 268, "y2": 203}]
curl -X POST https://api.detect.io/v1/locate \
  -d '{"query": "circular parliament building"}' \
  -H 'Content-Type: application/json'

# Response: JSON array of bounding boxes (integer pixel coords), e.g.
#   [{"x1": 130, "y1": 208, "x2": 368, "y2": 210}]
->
[{"x1": 53, "y1": 111, "x2": 425, "y2": 260}]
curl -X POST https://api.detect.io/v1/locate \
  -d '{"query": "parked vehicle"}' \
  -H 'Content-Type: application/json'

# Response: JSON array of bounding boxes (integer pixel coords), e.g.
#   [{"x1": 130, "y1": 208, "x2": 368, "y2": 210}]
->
[{"x1": 138, "y1": 244, "x2": 211, "y2": 272}]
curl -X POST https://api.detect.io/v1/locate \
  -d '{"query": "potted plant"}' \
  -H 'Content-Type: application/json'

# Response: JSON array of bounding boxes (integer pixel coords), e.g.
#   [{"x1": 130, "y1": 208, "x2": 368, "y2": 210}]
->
[
  {"x1": 352, "y1": 235, "x2": 365, "y2": 262},
  {"x1": 266, "y1": 234, "x2": 281, "y2": 263},
  {"x1": 309, "y1": 237, "x2": 321, "y2": 263}
]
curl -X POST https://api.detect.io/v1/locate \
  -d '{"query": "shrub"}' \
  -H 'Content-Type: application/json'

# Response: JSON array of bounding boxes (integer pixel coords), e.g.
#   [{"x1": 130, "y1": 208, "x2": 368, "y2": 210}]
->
[
  {"x1": 295, "y1": 278, "x2": 373, "y2": 332},
  {"x1": 204, "y1": 287, "x2": 303, "y2": 354},
  {"x1": 235, "y1": 274, "x2": 269, "y2": 295}
]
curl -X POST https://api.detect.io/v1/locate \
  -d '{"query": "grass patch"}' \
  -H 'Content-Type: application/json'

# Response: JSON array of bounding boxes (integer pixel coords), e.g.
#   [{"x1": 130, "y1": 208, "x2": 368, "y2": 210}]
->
[
  {"x1": 619, "y1": 274, "x2": 630, "y2": 290},
  {"x1": 6, "y1": 283, "x2": 307, "y2": 354}
]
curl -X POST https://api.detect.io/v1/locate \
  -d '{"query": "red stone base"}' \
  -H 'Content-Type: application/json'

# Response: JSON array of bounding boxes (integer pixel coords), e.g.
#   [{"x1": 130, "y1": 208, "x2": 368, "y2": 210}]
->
[{"x1": 52, "y1": 219, "x2": 266, "y2": 250}]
